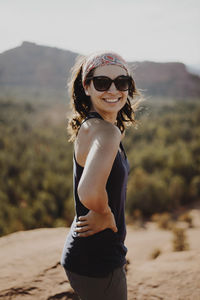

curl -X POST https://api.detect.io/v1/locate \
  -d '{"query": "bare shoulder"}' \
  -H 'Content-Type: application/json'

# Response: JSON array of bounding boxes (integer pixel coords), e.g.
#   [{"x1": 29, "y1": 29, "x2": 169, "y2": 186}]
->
[
  {"x1": 78, "y1": 118, "x2": 121, "y2": 141},
  {"x1": 87, "y1": 118, "x2": 121, "y2": 146},
  {"x1": 75, "y1": 118, "x2": 121, "y2": 166}
]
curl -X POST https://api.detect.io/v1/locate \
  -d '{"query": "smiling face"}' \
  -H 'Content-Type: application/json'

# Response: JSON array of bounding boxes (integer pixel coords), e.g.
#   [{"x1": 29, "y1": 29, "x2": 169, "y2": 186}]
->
[{"x1": 84, "y1": 64, "x2": 128, "y2": 121}]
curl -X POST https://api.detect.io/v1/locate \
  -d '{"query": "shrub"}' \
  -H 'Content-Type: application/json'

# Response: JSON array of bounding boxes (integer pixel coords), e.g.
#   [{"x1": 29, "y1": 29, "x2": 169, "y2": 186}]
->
[
  {"x1": 168, "y1": 175, "x2": 186, "y2": 208},
  {"x1": 190, "y1": 176, "x2": 200, "y2": 200},
  {"x1": 131, "y1": 209, "x2": 145, "y2": 228},
  {"x1": 150, "y1": 248, "x2": 162, "y2": 259},
  {"x1": 172, "y1": 227, "x2": 189, "y2": 251},
  {"x1": 156, "y1": 212, "x2": 174, "y2": 230},
  {"x1": 178, "y1": 212, "x2": 193, "y2": 228},
  {"x1": 127, "y1": 168, "x2": 169, "y2": 216}
]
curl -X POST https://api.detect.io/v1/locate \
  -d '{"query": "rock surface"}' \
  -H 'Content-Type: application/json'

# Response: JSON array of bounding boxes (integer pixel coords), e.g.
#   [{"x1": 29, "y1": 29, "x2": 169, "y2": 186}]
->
[{"x1": 0, "y1": 209, "x2": 200, "y2": 300}]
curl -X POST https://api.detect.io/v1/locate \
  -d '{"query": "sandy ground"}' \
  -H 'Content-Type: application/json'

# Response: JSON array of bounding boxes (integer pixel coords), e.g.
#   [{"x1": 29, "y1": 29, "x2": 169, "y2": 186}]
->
[{"x1": 0, "y1": 208, "x2": 200, "y2": 300}]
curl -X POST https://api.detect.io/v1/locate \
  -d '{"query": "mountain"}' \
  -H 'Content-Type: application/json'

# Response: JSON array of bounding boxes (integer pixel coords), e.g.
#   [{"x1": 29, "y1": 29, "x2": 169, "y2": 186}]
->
[
  {"x1": 0, "y1": 41, "x2": 77, "y2": 88},
  {"x1": 133, "y1": 61, "x2": 200, "y2": 98},
  {"x1": 0, "y1": 42, "x2": 78, "y2": 102},
  {"x1": 0, "y1": 41, "x2": 200, "y2": 101}
]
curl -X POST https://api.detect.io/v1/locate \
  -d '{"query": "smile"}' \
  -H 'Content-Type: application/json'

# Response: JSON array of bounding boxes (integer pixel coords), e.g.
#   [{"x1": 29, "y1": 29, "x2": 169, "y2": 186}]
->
[{"x1": 103, "y1": 98, "x2": 121, "y2": 103}]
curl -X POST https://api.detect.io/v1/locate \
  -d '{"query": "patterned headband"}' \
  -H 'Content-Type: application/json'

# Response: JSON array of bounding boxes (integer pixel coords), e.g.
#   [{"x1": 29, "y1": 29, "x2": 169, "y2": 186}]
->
[{"x1": 82, "y1": 52, "x2": 130, "y2": 85}]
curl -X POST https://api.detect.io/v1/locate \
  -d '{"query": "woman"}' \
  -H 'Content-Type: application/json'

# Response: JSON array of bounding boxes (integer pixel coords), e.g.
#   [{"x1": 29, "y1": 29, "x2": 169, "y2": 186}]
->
[{"x1": 61, "y1": 51, "x2": 139, "y2": 300}]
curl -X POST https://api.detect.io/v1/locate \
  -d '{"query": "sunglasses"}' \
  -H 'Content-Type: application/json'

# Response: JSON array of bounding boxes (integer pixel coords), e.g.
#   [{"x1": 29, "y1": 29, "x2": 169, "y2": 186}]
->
[{"x1": 87, "y1": 75, "x2": 131, "y2": 92}]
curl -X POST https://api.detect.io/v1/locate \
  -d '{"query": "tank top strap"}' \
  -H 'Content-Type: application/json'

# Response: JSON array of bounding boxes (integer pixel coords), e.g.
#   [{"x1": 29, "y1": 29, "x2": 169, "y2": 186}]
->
[
  {"x1": 81, "y1": 111, "x2": 103, "y2": 125},
  {"x1": 119, "y1": 141, "x2": 127, "y2": 160}
]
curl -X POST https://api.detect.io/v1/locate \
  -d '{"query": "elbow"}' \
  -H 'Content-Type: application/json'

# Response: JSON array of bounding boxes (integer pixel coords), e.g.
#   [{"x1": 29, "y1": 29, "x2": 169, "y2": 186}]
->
[
  {"x1": 77, "y1": 183, "x2": 92, "y2": 207},
  {"x1": 77, "y1": 184, "x2": 109, "y2": 214},
  {"x1": 77, "y1": 184, "x2": 98, "y2": 209},
  {"x1": 77, "y1": 187, "x2": 91, "y2": 208}
]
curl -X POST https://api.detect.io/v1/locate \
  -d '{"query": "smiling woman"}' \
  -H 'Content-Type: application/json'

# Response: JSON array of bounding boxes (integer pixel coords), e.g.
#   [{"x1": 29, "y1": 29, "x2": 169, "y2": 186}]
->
[
  {"x1": 67, "y1": 52, "x2": 139, "y2": 142},
  {"x1": 61, "y1": 51, "x2": 140, "y2": 300}
]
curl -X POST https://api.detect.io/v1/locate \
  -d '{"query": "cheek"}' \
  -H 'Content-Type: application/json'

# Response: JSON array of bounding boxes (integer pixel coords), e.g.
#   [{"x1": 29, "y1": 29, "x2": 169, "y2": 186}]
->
[
  {"x1": 86, "y1": 84, "x2": 100, "y2": 99},
  {"x1": 88, "y1": 91, "x2": 103, "y2": 104}
]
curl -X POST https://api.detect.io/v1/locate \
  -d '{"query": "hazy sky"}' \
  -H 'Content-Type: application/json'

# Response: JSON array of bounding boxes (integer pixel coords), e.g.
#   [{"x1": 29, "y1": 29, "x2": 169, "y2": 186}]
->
[{"x1": 0, "y1": 0, "x2": 199, "y2": 66}]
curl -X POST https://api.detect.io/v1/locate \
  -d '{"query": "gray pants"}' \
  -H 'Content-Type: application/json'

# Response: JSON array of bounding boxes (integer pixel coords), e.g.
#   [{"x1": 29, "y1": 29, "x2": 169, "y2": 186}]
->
[{"x1": 65, "y1": 266, "x2": 127, "y2": 300}]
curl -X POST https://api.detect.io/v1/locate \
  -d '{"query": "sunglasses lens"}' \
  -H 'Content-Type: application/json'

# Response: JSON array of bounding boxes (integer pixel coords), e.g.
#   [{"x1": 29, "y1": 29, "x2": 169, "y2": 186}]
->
[
  {"x1": 115, "y1": 76, "x2": 130, "y2": 91},
  {"x1": 93, "y1": 77, "x2": 111, "y2": 91}
]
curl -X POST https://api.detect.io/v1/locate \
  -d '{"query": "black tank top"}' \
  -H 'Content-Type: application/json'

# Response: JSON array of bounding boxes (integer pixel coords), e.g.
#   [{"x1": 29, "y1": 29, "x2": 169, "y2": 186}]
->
[{"x1": 61, "y1": 112, "x2": 130, "y2": 277}]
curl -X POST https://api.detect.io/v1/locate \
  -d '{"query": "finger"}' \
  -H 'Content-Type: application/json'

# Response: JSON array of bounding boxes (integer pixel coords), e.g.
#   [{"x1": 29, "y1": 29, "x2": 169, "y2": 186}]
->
[
  {"x1": 113, "y1": 227, "x2": 118, "y2": 233},
  {"x1": 111, "y1": 226, "x2": 118, "y2": 233},
  {"x1": 75, "y1": 225, "x2": 90, "y2": 233},
  {"x1": 76, "y1": 220, "x2": 88, "y2": 227},
  {"x1": 78, "y1": 216, "x2": 87, "y2": 221},
  {"x1": 77, "y1": 230, "x2": 94, "y2": 237}
]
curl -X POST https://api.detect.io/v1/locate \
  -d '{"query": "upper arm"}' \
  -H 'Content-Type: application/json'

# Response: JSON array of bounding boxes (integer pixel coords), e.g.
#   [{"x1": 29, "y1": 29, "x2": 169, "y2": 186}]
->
[{"x1": 78, "y1": 122, "x2": 121, "y2": 196}]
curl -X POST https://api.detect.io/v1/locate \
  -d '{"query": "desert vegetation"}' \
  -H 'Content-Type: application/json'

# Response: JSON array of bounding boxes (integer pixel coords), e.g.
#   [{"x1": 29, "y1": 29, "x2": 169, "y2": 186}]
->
[
  {"x1": 0, "y1": 98, "x2": 200, "y2": 236},
  {"x1": 172, "y1": 226, "x2": 189, "y2": 251}
]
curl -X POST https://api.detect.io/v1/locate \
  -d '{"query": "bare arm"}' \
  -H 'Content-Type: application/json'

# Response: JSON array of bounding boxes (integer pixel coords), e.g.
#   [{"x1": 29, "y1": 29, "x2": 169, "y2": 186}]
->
[{"x1": 77, "y1": 121, "x2": 121, "y2": 214}]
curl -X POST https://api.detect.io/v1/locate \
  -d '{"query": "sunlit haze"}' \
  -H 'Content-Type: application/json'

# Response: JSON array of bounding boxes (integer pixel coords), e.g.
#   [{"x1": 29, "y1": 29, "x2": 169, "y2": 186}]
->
[{"x1": 0, "y1": 0, "x2": 200, "y2": 66}]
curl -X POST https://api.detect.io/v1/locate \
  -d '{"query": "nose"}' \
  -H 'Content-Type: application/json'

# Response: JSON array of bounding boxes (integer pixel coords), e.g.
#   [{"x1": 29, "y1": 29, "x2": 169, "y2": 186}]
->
[{"x1": 108, "y1": 82, "x2": 117, "y2": 93}]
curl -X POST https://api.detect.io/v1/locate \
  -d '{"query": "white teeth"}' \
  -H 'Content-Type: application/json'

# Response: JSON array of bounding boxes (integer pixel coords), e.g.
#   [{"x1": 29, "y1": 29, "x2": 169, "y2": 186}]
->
[{"x1": 103, "y1": 98, "x2": 119, "y2": 103}]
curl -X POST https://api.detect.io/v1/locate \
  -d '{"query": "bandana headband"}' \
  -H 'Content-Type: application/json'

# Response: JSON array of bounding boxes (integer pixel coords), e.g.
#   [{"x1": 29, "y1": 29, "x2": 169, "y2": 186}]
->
[{"x1": 82, "y1": 52, "x2": 130, "y2": 86}]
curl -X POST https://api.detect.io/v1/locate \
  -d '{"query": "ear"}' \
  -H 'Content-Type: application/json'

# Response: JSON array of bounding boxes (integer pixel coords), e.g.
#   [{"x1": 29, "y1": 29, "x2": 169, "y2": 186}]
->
[
  {"x1": 85, "y1": 89, "x2": 89, "y2": 96},
  {"x1": 84, "y1": 86, "x2": 90, "y2": 96}
]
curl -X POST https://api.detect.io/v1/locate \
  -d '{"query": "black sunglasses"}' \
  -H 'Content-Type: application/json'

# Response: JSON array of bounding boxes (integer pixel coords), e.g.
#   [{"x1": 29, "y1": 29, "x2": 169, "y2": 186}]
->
[{"x1": 87, "y1": 75, "x2": 131, "y2": 92}]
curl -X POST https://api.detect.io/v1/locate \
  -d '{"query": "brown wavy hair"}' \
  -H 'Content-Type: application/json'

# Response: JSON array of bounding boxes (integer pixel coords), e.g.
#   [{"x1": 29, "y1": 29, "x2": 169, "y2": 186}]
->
[{"x1": 67, "y1": 55, "x2": 140, "y2": 142}]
